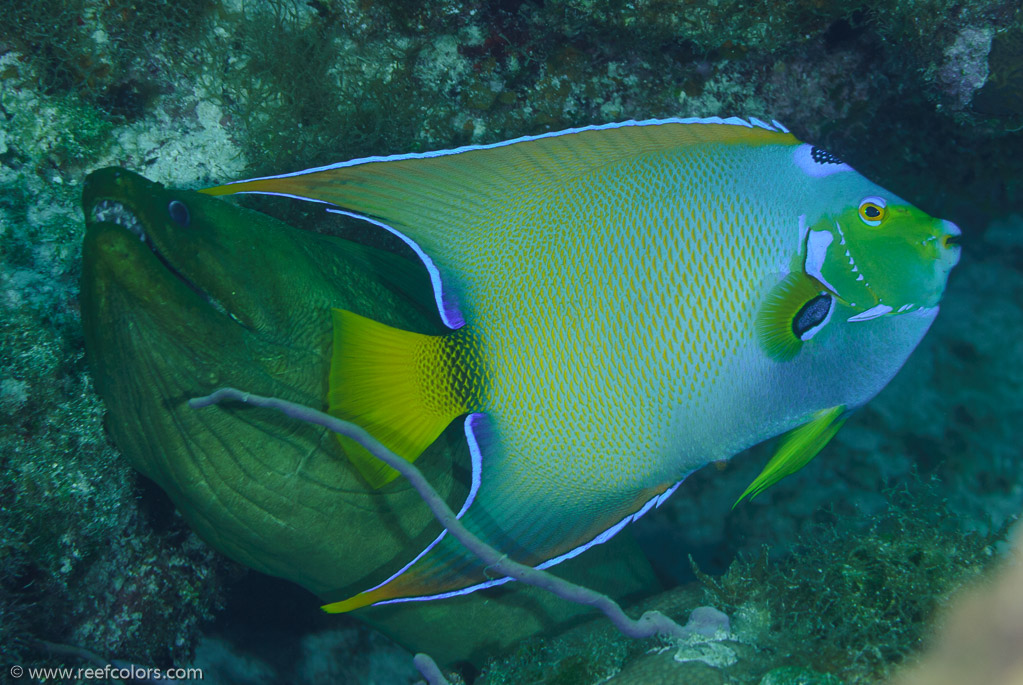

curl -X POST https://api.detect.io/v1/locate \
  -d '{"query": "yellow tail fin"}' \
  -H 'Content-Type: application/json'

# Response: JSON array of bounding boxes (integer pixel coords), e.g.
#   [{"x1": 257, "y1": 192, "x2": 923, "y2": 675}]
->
[{"x1": 328, "y1": 309, "x2": 483, "y2": 488}]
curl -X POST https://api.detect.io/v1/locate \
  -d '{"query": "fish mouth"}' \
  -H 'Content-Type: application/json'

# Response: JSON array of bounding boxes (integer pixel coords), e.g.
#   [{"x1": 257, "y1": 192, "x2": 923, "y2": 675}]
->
[
  {"x1": 87, "y1": 197, "x2": 245, "y2": 326},
  {"x1": 938, "y1": 219, "x2": 962, "y2": 269}
]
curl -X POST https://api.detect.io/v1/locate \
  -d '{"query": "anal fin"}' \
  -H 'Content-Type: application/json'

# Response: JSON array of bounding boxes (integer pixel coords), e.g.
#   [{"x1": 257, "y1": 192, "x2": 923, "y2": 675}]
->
[{"x1": 320, "y1": 412, "x2": 674, "y2": 613}]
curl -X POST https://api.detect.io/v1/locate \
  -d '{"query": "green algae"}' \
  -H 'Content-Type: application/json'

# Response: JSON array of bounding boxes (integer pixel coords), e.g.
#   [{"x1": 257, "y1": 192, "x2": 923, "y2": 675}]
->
[
  {"x1": 473, "y1": 481, "x2": 1009, "y2": 685},
  {"x1": 0, "y1": 0, "x2": 214, "y2": 116},
  {"x1": 691, "y1": 482, "x2": 1007, "y2": 684},
  {"x1": 760, "y1": 666, "x2": 844, "y2": 685},
  {"x1": 475, "y1": 592, "x2": 649, "y2": 685}
]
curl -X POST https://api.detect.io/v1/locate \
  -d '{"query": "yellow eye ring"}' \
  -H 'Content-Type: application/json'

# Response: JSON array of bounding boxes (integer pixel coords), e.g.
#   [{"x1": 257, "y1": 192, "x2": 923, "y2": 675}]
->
[{"x1": 858, "y1": 196, "x2": 887, "y2": 227}]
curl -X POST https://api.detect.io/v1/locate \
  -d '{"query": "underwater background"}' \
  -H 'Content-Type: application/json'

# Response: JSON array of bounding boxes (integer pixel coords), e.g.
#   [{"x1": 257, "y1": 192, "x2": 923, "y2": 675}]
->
[{"x1": 1, "y1": 0, "x2": 1021, "y2": 683}]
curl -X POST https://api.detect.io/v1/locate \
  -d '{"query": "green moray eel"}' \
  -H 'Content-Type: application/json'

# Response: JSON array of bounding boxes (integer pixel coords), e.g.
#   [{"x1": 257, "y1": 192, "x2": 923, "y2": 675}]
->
[{"x1": 79, "y1": 168, "x2": 658, "y2": 664}]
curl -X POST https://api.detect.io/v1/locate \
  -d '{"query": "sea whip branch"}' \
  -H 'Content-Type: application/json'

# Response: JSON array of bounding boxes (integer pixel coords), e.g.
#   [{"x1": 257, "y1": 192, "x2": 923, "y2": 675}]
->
[{"x1": 190, "y1": 387, "x2": 695, "y2": 683}]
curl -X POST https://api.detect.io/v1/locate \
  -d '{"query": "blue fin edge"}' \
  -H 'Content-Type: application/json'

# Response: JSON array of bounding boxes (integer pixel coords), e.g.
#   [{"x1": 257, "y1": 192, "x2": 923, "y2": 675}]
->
[
  {"x1": 215, "y1": 116, "x2": 792, "y2": 186},
  {"x1": 373, "y1": 468, "x2": 693, "y2": 607},
  {"x1": 358, "y1": 412, "x2": 487, "y2": 597},
  {"x1": 325, "y1": 208, "x2": 464, "y2": 329}
]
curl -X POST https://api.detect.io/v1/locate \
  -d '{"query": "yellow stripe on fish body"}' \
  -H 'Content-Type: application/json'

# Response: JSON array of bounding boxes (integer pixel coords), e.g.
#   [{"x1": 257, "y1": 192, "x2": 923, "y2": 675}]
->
[{"x1": 202, "y1": 118, "x2": 960, "y2": 611}]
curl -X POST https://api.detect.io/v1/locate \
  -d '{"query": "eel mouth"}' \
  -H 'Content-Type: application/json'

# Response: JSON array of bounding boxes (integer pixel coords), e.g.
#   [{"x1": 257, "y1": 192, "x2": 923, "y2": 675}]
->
[
  {"x1": 87, "y1": 197, "x2": 244, "y2": 326},
  {"x1": 92, "y1": 198, "x2": 148, "y2": 241}
]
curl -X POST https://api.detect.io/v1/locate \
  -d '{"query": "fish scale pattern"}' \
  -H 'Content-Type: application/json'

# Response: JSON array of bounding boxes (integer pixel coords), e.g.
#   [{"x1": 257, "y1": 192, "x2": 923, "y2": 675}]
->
[
  {"x1": 466, "y1": 144, "x2": 787, "y2": 505},
  {"x1": 355, "y1": 141, "x2": 800, "y2": 600}
]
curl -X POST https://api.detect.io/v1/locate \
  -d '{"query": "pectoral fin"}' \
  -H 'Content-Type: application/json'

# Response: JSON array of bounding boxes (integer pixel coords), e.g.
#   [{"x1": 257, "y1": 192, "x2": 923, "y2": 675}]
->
[
  {"x1": 756, "y1": 271, "x2": 835, "y2": 362},
  {"x1": 329, "y1": 309, "x2": 484, "y2": 488},
  {"x1": 734, "y1": 405, "x2": 848, "y2": 507}
]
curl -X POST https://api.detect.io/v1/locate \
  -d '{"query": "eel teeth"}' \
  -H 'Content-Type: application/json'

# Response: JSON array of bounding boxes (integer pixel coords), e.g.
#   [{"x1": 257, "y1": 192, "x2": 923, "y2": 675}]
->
[{"x1": 91, "y1": 199, "x2": 145, "y2": 241}]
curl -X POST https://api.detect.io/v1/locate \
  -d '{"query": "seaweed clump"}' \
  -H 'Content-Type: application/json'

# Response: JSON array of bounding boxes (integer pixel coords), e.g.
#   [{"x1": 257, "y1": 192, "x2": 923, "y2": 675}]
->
[
  {"x1": 0, "y1": 0, "x2": 214, "y2": 121},
  {"x1": 692, "y1": 481, "x2": 1008, "y2": 684},
  {"x1": 196, "y1": 0, "x2": 429, "y2": 175}
]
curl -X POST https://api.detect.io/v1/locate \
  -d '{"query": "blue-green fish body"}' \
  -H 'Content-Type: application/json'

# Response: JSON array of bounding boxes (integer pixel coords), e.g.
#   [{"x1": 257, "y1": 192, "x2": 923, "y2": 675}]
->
[
  {"x1": 80, "y1": 167, "x2": 661, "y2": 663},
  {"x1": 204, "y1": 117, "x2": 960, "y2": 611}
]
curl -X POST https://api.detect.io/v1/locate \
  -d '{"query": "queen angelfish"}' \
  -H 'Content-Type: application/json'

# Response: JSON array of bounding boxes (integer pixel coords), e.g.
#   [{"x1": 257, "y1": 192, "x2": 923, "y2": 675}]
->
[
  {"x1": 80, "y1": 167, "x2": 660, "y2": 663},
  {"x1": 202, "y1": 117, "x2": 961, "y2": 612}
]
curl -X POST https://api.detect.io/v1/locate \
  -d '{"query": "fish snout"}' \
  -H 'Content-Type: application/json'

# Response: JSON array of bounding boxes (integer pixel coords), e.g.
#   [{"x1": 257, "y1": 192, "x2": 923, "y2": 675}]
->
[{"x1": 937, "y1": 219, "x2": 962, "y2": 270}]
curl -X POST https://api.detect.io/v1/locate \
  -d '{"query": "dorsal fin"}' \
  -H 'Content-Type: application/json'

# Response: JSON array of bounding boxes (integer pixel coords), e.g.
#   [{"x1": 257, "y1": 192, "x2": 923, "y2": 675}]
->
[{"x1": 200, "y1": 118, "x2": 799, "y2": 246}]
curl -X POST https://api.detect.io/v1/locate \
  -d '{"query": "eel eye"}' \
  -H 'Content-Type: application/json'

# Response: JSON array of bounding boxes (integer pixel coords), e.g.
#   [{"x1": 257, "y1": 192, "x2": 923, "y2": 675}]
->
[
  {"x1": 858, "y1": 196, "x2": 887, "y2": 227},
  {"x1": 168, "y1": 199, "x2": 191, "y2": 227}
]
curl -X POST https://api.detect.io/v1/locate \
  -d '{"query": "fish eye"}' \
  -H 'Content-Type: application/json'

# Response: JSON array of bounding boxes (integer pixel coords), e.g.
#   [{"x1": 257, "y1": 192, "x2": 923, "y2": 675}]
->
[
  {"x1": 858, "y1": 196, "x2": 887, "y2": 227},
  {"x1": 168, "y1": 199, "x2": 191, "y2": 227}
]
